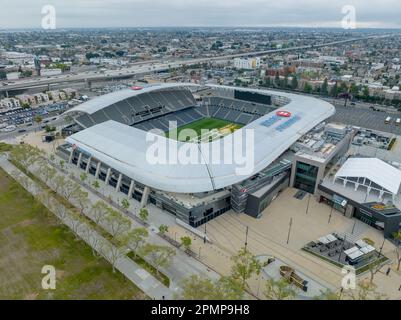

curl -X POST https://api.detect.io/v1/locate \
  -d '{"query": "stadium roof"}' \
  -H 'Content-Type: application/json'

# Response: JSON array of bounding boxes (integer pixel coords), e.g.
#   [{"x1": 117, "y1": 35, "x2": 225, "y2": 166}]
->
[
  {"x1": 66, "y1": 84, "x2": 335, "y2": 193},
  {"x1": 335, "y1": 158, "x2": 401, "y2": 195},
  {"x1": 67, "y1": 83, "x2": 199, "y2": 115}
]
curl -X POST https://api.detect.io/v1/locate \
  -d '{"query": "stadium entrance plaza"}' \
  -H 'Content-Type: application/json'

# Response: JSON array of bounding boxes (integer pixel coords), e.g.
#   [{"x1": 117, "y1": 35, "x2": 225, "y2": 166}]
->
[
  {"x1": 13, "y1": 131, "x2": 401, "y2": 299},
  {"x1": 169, "y1": 188, "x2": 401, "y2": 299}
]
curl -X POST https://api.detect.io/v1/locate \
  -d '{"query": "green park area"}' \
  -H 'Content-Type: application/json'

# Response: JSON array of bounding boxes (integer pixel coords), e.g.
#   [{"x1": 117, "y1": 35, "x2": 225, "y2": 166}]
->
[{"x1": 0, "y1": 168, "x2": 146, "y2": 300}]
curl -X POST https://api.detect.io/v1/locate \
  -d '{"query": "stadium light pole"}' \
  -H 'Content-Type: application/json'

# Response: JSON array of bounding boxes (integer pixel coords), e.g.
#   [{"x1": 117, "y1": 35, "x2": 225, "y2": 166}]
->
[
  {"x1": 351, "y1": 220, "x2": 357, "y2": 234},
  {"x1": 306, "y1": 193, "x2": 311, "y2": 215},
  {"x1": 328, "y1": 206, "x2": 334, "y2": 224}
]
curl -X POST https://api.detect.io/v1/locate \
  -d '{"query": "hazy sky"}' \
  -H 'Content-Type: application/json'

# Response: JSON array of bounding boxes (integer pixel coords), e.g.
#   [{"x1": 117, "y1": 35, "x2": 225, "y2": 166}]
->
[{"x1": 1, "y1": 0, "x2": 401, "y2": 29}]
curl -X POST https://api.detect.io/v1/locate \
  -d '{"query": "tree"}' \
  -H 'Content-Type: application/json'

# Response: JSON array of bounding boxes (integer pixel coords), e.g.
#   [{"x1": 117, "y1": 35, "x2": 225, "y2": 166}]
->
[
  {"x1": 321, "y1": 78, "x2": 329, "y2": 96},
  {"x1": 274, "y1": 72, "x2": 280, "y2": 87},
  {"x1": 303, "y1": 82, "x2": 313, "y2": 94},
  {"x1": 393, "y1": 231, "x2": 401, "y2": 271},
  {"x1": 9, "y1": 144, "x2": 42, "y2": 170},
  {"x1": 92, "y1": 180, "x2": 100, "y2": 193},
  {"x1": 140, "y1": 244, "x2": 175, "y2": 277},
  {"x1": 79, "y1": 224, "x2": 100, "y2": 256},
  {"x1": 139, "y1": 207, "x2": 149, "y2": 223},
  {"x1": 230, "y1": 247, "x2": 262, "y2": 289},
  {"x1": 105, "y1": 209, "x2": 131, "y2": 238},
  {"x1": 178, "y1": 275, "x2": 244, "y2": 300},
  {"x1": 121, "y1": 228, "x2": 149, "y2": 258},
  {"x1": 291, "y1": 76, "x2": 298, "y2": 90},
  {"x1": 330, "y1": 82, "x2": 338, "y2": 97},
  {"x1": 79, "y1": 172, "x2": 88, "y2": 183},
  {"x1": 344, "y1": 280, "x2": 387, "y2": 300},
  {"x1": 100, "y1": 241, "x2": 127, "y2": 273},
  {"x1": 362, "y1": 86, "x2": 370, "y2": 99},
  {"x1": 181, "y1": 236, "x2": 192, "y2": 253},
  {"x1": 86, "y1": 229, "x2": 102, "y2": 256},
  {"x1": 159, "y1": 224, "x2": 169, "y2": 236},
  {"x1": 52, "y1": 202, "x2": 69, "y2": 224},
  {"x1": 69, "y1": 211, "x2": 86, "y2": 239},
  {"x1": 121, "y1": 198, "x2": 130, "y2": 211},
  {"x1": 62, "y1": 180, "x2": 79, "y2": 201},
  {"x1": 349, "y1": 83, "x2": 360, "y2": 96},
  {"x1": 90, "y1": 201, "x2": 110, "y2": 225},
  {"x1": 38, "y1": 163, "x2": 56, "y2": 184},
  {"x1": 59, "y1": 160, "x2": 65, "y2": 170},
  {"x1": 72, "y1": 187, "x2": 89, "y2": 214},
  {"x1": 34, "y1": 115, "x2": 43, "y2": 126},
  {"x1": 52, "y1": 175, "x2": 66, "y2": 194},
  {"x1": 264, "y1": 278, "x2": 296, "y2": 300}
]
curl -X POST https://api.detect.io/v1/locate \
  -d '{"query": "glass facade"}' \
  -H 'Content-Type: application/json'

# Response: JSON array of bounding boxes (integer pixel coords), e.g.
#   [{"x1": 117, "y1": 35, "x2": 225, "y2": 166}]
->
[{"x1": 294, "y1": 161, "x2": 319, "y2": 194}]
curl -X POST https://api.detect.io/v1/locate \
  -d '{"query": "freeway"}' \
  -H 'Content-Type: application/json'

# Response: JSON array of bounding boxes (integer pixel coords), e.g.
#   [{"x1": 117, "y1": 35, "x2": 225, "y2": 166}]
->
[{"x1": 0, "y1": 34, "x2": 393, "y2": 93}]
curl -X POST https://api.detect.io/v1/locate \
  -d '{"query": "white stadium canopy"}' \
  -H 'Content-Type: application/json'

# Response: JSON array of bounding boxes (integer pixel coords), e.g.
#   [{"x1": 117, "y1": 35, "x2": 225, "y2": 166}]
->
[{"x1": 66, "y1": 84, "x2": 335, "y2": 193}]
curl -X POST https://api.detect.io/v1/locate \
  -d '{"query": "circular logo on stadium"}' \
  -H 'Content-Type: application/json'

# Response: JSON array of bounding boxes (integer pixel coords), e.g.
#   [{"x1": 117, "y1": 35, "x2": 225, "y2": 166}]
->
[
  {"x1": 131, "y1": 86, "x2": 143, "y2": 91},
  {"x1": 276, "y1": 111, "x2": 292, "y2": 118}
]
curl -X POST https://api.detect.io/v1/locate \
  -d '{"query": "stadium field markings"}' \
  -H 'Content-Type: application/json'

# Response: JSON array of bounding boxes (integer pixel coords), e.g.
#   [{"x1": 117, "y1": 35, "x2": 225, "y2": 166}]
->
[{"x1": 166, "y1": 117, "x2": 243, "y2": 143}]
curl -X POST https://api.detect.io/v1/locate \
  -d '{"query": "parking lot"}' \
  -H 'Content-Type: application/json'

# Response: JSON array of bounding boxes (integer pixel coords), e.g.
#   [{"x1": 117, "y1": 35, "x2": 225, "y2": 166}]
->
[
  {"x1": 330, "y1": 106, "x2": 401, "y2": 135},
  {"x1": 0, "y1": 102, "x2": 67, "y2": 128}
]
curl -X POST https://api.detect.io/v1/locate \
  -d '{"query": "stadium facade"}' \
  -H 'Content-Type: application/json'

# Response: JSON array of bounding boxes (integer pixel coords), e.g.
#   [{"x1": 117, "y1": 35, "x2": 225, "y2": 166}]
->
[{"x1": 58, "y1": 83, "x2": 336, "y2": 227}]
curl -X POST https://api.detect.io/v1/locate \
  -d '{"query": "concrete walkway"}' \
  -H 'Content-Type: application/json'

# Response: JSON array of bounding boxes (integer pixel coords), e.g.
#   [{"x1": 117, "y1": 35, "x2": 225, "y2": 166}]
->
[{"x1": 0, "y1": 155, "x2": 173, "y2": 300}]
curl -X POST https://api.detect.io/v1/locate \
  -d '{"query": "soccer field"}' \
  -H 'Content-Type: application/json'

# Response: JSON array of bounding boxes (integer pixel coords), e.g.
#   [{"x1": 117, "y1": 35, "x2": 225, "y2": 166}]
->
[{"x1": 167, "y1": 117, "x2": 243, "y2": 142}]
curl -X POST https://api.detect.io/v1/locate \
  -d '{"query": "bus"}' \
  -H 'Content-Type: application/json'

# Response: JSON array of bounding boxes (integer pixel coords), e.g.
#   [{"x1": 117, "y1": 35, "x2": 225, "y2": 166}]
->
[
  {"x1": 396, "y1": 118, "x2": 401, "y2": 126},
  {"x1": 385, "y1": 117, "x2": 392, "y2": 124}
]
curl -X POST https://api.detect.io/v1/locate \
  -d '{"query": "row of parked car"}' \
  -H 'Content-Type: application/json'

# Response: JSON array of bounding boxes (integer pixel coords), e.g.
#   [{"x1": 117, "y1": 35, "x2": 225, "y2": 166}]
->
[{"x1": 0, "y1": 103, "x2": 68, "y2": 132}]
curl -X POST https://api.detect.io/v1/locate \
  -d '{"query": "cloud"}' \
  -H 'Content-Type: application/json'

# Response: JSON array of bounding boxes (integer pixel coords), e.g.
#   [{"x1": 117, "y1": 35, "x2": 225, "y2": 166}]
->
[{"x1": 1, "y1": 0, "x2": 401, "y2": 29}]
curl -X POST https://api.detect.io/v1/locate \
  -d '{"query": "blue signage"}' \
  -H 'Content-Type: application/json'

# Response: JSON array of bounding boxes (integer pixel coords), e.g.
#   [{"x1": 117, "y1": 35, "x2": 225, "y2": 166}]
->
[
  {"x1": 260, "y1": 115, "x2": 282, "y2": 128},
  {"x1": 275, "y1": 115, "x2": 301, "y2": 132}
]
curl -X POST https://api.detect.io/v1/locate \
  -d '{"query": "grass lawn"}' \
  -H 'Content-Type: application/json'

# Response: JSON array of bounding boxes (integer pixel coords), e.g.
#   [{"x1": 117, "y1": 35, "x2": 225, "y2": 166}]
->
[
  {"x1": 166, "y1": 117, "x2": 243, "y2": 142},
  {"x1": 0, "y1": 168, "x2": 147, "y2": 300}
]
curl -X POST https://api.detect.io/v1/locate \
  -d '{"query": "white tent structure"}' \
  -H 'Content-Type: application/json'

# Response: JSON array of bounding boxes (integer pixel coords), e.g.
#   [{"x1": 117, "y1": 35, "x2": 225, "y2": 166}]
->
[{"x1": 334, "y1": 158, "x2": 401, "y2": 202}]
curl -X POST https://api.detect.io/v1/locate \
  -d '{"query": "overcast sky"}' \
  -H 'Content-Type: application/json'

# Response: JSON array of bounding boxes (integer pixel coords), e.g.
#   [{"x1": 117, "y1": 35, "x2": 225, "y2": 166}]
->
[{"x1": 1, "y1": 0, "x2": 401, "y2": 29}]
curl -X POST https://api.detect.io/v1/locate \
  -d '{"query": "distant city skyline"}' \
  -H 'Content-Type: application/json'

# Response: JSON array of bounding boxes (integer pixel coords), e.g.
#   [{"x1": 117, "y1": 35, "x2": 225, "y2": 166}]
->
[{"x1": 1, "y1": 0, "x2": 401, "y2": 29}]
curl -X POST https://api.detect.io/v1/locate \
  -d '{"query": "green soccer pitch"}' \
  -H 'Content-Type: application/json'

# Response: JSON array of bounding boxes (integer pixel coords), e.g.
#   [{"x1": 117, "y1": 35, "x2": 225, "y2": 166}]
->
[{"x1": 166, "y1": 117, "x2": 243, "y2": 142}]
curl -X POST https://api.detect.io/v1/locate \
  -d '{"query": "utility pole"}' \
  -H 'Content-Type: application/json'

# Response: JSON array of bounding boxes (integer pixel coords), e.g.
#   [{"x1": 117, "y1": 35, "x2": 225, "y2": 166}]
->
[{"x1": 287, "y1": 218, "x2": 293, "y2": 245}]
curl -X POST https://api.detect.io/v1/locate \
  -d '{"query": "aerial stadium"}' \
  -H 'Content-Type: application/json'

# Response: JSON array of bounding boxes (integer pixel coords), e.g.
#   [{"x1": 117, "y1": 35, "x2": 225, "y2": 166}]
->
[{"x1": 58, "y1": 83, "x2": 337, "y2": 228}]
